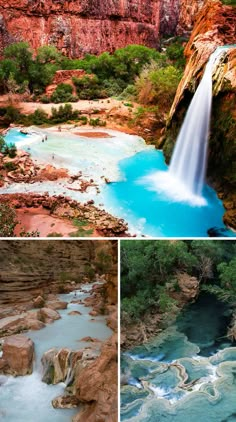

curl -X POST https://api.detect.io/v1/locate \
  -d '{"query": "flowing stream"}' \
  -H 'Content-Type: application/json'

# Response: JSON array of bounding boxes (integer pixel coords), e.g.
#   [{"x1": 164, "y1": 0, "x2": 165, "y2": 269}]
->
[
  {"x1": 0, "y1": 282, "x2": 112, "y2": 422},
  {"x1": 121, "y1": 294, "x2": 236, "y2": 422}
]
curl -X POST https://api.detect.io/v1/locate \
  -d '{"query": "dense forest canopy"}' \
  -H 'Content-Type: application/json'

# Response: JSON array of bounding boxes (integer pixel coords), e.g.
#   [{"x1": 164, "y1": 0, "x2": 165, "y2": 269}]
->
[{"x1": 121, "y1": 240, "x2": 236, "y2": 320}]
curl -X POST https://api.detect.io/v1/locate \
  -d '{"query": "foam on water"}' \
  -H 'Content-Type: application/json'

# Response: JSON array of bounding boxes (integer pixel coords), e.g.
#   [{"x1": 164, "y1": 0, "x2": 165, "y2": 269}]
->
[
  {"x1": 0, "y1": 282, "x2": 112, "y2": 421},
  {"x1": 121, "y1": 293, "x2": 236, "y2": 422}
]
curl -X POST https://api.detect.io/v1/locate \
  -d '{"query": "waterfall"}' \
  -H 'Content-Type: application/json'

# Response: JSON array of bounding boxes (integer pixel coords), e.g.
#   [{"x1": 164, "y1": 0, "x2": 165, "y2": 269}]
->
[
  {"x1": 143, "y1": 46, "x2": 233, "y2": 206},
  {"x1": 169, "y1": 46, "x2": 228, "y2": 197}
]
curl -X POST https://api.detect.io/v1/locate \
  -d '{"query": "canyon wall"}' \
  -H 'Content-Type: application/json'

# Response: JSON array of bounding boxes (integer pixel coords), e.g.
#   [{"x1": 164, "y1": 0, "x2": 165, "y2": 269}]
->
[
  {"x1": 0, "y1": 0, "x2": 206, "y2": 57},
  {"x1": 0, "y1": 240, "x2": 95, "y2": 305}
]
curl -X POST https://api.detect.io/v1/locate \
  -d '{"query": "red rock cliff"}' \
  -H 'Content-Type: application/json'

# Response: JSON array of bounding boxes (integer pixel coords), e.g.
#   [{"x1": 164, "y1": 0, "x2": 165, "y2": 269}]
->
[
  {"x1": 169, "y1": 0, "x2": 236, "y2": 118},
  {"x1": 0, "y1": 0, "x2": 206, "y2": 57}
]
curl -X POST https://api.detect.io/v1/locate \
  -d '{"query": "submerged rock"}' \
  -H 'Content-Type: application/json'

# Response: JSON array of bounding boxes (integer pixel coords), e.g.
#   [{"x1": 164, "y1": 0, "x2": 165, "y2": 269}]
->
[
  {"x1": 0, "y1": 334, "x2": 34, "y2": 376},
  {"x1": 68, "y1": 311, "x2": 82, "y2": 316}
]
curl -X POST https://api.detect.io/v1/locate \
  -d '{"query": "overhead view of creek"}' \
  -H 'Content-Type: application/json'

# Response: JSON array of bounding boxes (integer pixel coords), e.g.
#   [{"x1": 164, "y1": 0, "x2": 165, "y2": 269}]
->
[
  {"x1": 121, "y1": 293, "x2": 236, "y2": 422},
  {"x1": 0, "y1": 282, "x2": 112, "y2": 422},
  {"x1": 2, "y1": 125, "x2": 233, "y2": 238}
]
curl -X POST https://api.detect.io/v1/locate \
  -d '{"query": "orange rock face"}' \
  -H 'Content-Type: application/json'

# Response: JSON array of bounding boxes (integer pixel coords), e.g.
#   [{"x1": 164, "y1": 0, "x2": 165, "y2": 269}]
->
[
  {"x1": 73, "y1": 334, "x2": 118, "y2": 422},
  {"x1": 177, "y1": 0, "x2": 206, "y2": 35},
  {"x1": 0, "y1": 0, "x2": 206, "y2": 57},
  {"x1": 170, "y1": 0, "x2": 236, "y2": 118}
]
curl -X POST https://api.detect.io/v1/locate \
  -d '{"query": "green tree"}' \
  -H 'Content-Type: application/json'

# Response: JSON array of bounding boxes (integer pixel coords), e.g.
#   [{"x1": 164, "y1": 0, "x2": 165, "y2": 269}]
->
[
  {"x1": 36, "y1": 45, "x2": 63, "y2": 64},
  {"x1": 4, "y1": 42, "x2": 33, "y2": 83}
]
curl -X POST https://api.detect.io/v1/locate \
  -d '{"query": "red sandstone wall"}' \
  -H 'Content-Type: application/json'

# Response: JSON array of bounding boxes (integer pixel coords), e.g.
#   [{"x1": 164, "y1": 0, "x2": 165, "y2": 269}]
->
[{"x1": 0, "y1": 0, "x2": 207, "y2": 57}]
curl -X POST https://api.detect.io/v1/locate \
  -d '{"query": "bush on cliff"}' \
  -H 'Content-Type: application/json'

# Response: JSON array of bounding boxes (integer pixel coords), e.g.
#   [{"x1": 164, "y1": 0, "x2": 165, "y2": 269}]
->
[{"x1": 135, "y1": 62, "x2": 182, "y2": 107}]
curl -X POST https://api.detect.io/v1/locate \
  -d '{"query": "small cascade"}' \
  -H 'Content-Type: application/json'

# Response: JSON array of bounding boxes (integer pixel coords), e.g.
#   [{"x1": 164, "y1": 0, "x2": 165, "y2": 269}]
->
[{"x1": 64, "y1": 351, "x2": 74, "y2": 387}]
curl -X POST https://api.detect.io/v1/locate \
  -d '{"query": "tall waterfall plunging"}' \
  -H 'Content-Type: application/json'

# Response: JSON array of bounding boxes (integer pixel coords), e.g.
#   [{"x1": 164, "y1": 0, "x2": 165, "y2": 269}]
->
[{"x1": 142, "y1": 46, "x2": 231, "y2": 206}]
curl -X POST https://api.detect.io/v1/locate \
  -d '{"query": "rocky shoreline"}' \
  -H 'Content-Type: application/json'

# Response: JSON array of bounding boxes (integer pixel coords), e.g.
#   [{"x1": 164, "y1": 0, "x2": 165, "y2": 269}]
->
[{"x1": 1, "y1": 192, "x2": 129, "y2": 237}]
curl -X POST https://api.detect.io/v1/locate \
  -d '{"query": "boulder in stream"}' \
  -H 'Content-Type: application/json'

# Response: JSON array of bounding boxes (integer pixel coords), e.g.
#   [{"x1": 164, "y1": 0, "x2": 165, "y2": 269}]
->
[
  {"x1": 39, "y1": 307, "x2": 61, "y2": 323},
  {"x1": 1, "y1": 335, "x2": 34, "y2": 376},
  {"x1": 46, "y1": 301, "x2": 68, "y2": 311}
]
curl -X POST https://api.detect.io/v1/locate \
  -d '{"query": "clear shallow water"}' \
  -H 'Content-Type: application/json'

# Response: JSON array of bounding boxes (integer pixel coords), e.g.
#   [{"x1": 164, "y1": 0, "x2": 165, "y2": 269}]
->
[
  {"x1": 3, "y1": 128, "x2": 233, "y2": 237},
  {"x1": 121, "y1": 295, "x2": 236, "y2": 422},
  {"x1": 0, "y1": 282, "x2": 112, "y2": 422}
]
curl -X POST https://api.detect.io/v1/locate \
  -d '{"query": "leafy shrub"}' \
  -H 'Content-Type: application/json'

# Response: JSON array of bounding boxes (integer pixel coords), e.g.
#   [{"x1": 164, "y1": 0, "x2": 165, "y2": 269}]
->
[
  {"x1": 50, "y1": 83, "x2": 75, "y2": 103},
  {"x1": 119, "y1": 84, "x2": 137, "y2": 100},
  {"x1": 69, "y1": 218, "x2": 93, "y2": 237},
  {"x1": 41, "y1": 95, "x2": 50, "y2": 104},
  {"x1": 84, "y1": 264, "x2": 96, "y2": 280},
  {"x1": 221, "y1": 0, "x2": 236, "y2": 4},
  {"x1": 166, "y1": 42, "x2": 186, "y2": 68},
  {"x1": 0, "y1": 202, "x2": 18, "y2": 236},
  {"x1": 0, "y1": 137, "x2": 17, "y2": 158},
  {"x1": 3, "y1": 161, "x2": 17, "y2": 171},
  {"x1": 3, "y1": 106, "x2": 21, "y2": 125},
  {"x1": 73, "y1": 75, "x2": 106, "y2": 100},
  {"x1": 47, "y1": 232, "x2": 63, "y2": 237},
  {"x1": 89, "y1": 118, "x2": 106, "y2": 127},
  {"x1": 135, "y1": 62, "x2": 182, "y2": 107},
  {"x1": 31, "y1": 108, "x2": 49, "y2": 125},
  {"x1": 50, "y1": 104, "x2": 79, "y2": 123},
  {"x1": 78, "y1": 115, "x2": 88, "y2": 124},
  {"x1": 5, "y1": 143, "x2": 17, "y2": 158}
]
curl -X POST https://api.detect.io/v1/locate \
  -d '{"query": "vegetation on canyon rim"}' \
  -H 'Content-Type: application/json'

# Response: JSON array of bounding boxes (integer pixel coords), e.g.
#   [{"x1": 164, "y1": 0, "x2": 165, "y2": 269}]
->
[
  {"x1": 0, "y1": 41, "x2": 184, "y2": 123},
  {"x1": 121, "y1": 240, "x2": 236, "y2": 321}
]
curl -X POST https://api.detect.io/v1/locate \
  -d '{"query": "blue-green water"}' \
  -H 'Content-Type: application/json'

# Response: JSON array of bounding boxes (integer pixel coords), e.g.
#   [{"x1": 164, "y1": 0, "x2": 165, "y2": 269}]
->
[
  {"x1": 104, "y1": 150, "x2": 233, "y2": 237},
  {"x1": 0, "y1": 282, "x2": 112, "y2": 422},
  {"x1": 3, "y1": 128, "x2": 234, "y2": 237},
  {"x1": 121, "y1": 295, "x2": 236, "y2": 422}
]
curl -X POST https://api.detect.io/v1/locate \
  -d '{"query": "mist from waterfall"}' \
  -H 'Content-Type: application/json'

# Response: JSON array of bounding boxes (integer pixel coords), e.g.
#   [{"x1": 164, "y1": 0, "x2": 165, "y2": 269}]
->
[{"x1": 143, "y1": 46, "x2": 230, "y2": 206}]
